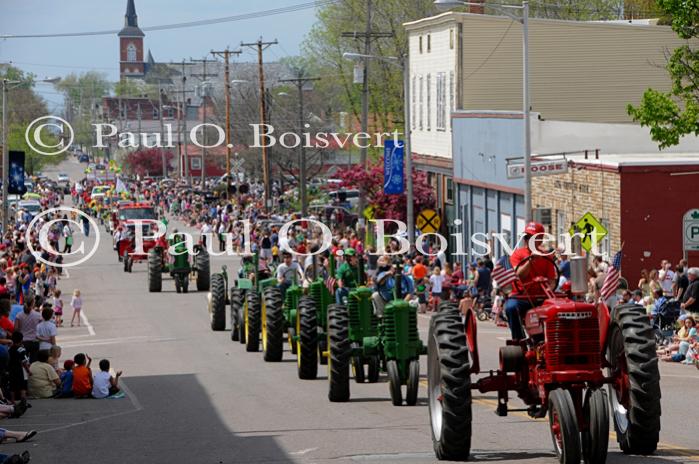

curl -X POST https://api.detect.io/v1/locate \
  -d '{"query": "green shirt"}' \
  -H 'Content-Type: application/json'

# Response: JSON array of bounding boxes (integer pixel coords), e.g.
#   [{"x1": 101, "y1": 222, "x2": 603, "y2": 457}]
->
[{"x1": 336, "y1": 262, "x2": 358, "y2": 288}]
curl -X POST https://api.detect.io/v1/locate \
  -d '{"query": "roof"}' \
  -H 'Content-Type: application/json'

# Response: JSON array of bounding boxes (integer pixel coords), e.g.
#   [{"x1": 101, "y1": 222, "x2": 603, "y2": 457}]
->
[
  {"x1": 562, "y1": 152, "x2": 699, "y2": 168},
  {"x1": 118, "y1": 0, "x2": 144, "y2": 37}
]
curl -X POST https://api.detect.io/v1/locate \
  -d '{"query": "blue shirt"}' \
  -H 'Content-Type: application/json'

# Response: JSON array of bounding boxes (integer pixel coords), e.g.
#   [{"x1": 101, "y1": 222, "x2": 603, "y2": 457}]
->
[
  {"x1": 559, "y1": 259, "x2": 571, "y2": 279},
  {"x1": 60, "y1": 370, "x2": 73, "y2": 396},
  {"x1": 651, "y1": 296, "x2": 667, "y2": 316}
]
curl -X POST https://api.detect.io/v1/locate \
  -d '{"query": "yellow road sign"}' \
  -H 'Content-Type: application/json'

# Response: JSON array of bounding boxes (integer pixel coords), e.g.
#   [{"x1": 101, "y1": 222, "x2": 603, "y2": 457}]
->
[
  {"x1": 363, "y1": 205, "x2": 376, "y2": 220},
  {"x1": 569, "y1": 212, "x2": 608, "y2": 252},
  {"x1": 416, "y1": 209, "x2": 441, "y2": 234}
]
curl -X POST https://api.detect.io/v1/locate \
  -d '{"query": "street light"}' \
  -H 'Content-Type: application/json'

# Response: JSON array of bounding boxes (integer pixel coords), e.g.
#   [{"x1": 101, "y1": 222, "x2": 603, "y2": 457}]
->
[
  {"x1": 434, "y1": 0, "x2": 532, "y2": 221},
  {"x1": 2, "y1": 76, "x2": 60, "y2": 234},
  {"x1": 342, "y1": 52, "x2": 415, "y2": 246}
]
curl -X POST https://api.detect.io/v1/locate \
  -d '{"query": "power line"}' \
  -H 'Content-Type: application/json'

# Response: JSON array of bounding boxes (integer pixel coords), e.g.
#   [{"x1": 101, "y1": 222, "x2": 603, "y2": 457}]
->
[{"x1": 1, "y1": 0, "x2": 339, "y2": 39}]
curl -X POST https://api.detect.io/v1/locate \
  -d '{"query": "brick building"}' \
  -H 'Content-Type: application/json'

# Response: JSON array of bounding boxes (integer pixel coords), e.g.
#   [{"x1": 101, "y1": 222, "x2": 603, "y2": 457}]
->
[{"x1": 532, "y1": 153, "x2": 699, "y2": 285}]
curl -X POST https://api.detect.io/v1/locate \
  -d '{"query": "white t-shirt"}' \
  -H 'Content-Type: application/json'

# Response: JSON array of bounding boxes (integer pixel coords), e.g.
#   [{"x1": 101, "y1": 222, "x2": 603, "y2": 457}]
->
[
  {"x1": 92, "y1": 371, "x2": 111, "y2": 399},
  {"x1": 430, "y1": 274, "x2": 444, "y2": 294},
  {"x1": 661, "y1": 270, "x2": 675, "y2": 294},
  {"x1": 36, "y1": 320, "x2": 57, "y2": 351},
  {"x1": 276, "y1": 262, "x2": 301, "y2": 283}
]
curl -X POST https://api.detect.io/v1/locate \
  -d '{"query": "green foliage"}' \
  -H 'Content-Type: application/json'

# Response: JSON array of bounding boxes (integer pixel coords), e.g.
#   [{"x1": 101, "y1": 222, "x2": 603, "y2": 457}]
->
[
  {"x1": 628, "y1": 1, "x2": 699, "y2": 148},
  {"x1": 114, "y1": 79, "x2": 158, "y2": 99},
  {"x1": 55, "y1": 72, "x2": 111, "y2": 149}
]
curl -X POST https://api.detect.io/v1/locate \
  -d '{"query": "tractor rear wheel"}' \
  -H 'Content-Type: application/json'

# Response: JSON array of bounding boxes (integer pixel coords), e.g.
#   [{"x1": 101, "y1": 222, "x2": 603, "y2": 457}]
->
[
  {"x1": 147, "y1": 249, "x2": 162, "y2": 293},
  {"x1": 405, "y1": 359, "x2": 420, "y2": 406},
  {"x1": 583, "y1": 388, "x2": 609, "y2": 464},
  {"x1": 387, "y1": 360, "x2": 402, "y2": 406},
  {"x1": 328, "y1": 304, "x2": 350, "y2": 402},
  {"x1": 607, "y1": 304, "x2": 661, "y2": 455},
  {"x1": 195, "y1": 248, "x2": 210, "y2": 291},
  {"x1": 209, "y1": 273, "x2": 226, "y2": 331},
  {"x1": 548, "y1": 388, "x2": 581, "y2": 464},
  {"x1": 428, "y1": 311, "x2": 472, "y2": 461},
  {"x1": 245, "y1": 291, "x2": 261, "y2": 352},
  {"x1": 367, "y1": 355, "x2": 380, "y2": 383},
  {"x1": 262, "y1": 287, "x2": 284, "y2": 362},
  {"x1": 230, "y1": 289, "x2": 243, "y2": 341},
  {"x1": 352, "y1": 356, "x2": 365, "y2": 383},
  {"x1": 297, "y1": 296, "x2": 318, "y2": 380}
]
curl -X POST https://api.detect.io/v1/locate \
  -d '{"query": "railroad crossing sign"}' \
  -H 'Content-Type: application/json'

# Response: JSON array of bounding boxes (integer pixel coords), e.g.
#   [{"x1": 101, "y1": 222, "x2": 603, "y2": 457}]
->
[
  {"x1": 416, "y1": 209, "x2": 441, "y2": 234},
  {"x1": 683, "y1": 209, "x2": 699, "y2": 252},
  {"x1": 569, "y1": 212, "x2": 608, "y2": 252}
]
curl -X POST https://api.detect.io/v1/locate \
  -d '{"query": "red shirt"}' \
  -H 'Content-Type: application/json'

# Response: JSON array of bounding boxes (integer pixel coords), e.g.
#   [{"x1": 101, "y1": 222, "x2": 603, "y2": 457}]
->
[
  {"x1": 0, "y1": 316, "x2": 14, "y2": 334},
  {"x1": 510, "y1": 247, "x2": 556, "y2": 295}
]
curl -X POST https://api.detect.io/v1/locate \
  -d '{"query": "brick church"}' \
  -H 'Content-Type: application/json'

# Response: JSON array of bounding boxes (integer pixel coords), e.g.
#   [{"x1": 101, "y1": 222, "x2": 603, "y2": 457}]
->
[{"x1": 118, "y1": 0, "x2": 148, "y2": 79}]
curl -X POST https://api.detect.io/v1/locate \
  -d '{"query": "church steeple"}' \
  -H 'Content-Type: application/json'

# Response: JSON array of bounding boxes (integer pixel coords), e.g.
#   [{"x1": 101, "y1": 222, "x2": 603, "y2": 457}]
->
[
  {"x1": 125, "y1": 0, "x2": 138, "y2": 28},
  {"x1": 118, "y1": 0, "x2": 144, "y2": 37}
]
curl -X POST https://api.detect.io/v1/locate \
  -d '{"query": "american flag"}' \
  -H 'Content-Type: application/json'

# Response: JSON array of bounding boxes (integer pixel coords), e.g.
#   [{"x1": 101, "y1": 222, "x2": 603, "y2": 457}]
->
[
  {"x1": 600, "y1": 251, "x2": 622, "y2": 301},
  {"x1": 492, "y1": 255, "x2": 517, "y2": 289},
  {"x1": 325, "y1": 276, "x2": 336, "y2": 293}
]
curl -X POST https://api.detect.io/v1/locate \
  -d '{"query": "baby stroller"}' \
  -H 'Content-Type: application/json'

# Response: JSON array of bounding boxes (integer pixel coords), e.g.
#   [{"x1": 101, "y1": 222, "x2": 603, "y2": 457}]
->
[{"x1": 653, "y1": 298, "x2": 681, "y2": 346}]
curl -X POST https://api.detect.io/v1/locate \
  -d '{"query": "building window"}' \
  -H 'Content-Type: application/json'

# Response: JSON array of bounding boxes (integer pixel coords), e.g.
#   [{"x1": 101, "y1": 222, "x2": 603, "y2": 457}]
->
[
  {"x1": 436, "y1": 72, "x2": 446, "y2": 131},
  {"x1": 445, "y1": 177, "x2": 454, "y2": 204},
  {"x1": 450, "y1": 29, "x2": 454, "y2": 49},
  {"x1": 127, "y1": 43, "x2": 137, "y2": 62},
  {"x1": 419, "y1": 36, "x2": 423, "y2": 54},
  {"x1": 556, "y1": 210, "x2": 567, "y2": 243},
  {"x1": 411, "y1": 76, "x2": 416, "y2": 129},
  {"x1": 600, "y1": 218, "x2": 611, "y2": 259},
  {"x1": 419, "y1": 75, "x2": 424, "y2": 130},
  {"x1": 426, "y1": 74, "x2": 432, "y2": 131},
  {"x1": 427, "y1": 34, "x2": 431, "y2": 53}
]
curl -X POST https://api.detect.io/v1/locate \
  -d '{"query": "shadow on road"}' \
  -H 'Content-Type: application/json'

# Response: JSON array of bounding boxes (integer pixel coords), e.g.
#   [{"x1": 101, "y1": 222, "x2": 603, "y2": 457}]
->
[{"x1": 16, "y1": 374, "x2": 295, "y2": 464}]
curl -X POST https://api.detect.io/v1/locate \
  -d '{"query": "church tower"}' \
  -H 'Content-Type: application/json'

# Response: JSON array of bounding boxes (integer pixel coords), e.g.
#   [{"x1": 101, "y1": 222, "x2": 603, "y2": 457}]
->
[{"x1": 118, "y1": 0, "x2": 145, "y2": 78}]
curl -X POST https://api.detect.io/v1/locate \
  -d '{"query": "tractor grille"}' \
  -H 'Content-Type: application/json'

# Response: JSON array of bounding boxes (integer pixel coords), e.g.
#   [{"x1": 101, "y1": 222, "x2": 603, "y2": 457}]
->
[
  {"x1": 545, "y1": 315, "x2": 600, "y2": 370},
  {"x1": 383, "y1": 303, "x2": 419, "y2": 346},
  {"x1": 348, "y1": 293, "x2": 378, "y2": 336},
  {"x1": 310, "y1": 282, "x2": 322, "y2": 305}
]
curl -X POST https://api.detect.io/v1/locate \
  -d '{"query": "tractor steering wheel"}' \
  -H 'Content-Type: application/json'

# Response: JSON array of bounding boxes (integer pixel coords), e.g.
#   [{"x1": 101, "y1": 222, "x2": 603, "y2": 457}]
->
[{"x1": 512, "y1": 253, "x2": 561, "y2": 299}]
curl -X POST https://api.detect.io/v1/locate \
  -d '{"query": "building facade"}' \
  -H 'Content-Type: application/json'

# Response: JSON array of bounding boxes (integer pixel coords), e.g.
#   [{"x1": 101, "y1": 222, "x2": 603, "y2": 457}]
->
[{"x1": 118, "y1": 0, "x2": 145, "y2": 79}]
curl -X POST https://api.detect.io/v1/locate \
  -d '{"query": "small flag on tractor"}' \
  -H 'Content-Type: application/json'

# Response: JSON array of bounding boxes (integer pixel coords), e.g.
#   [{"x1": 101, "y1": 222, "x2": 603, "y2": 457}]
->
[
  {"x1": 325, "y1": 276, "x2": 336, "y2": 293},
  {"x1": 492, "y1": 255, "x2": 517, "y2": 293},
  {"x1": 600, "y1": 251, "x2": 622, "y2": 301}
]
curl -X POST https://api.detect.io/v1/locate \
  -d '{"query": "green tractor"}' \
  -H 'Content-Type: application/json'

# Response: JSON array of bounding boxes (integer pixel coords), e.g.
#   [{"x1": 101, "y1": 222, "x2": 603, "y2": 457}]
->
[
  {"x1": 148, "y1": 234, "x2": 210, "y2": 294},
  {"x1": 328, "y1": 260, "x2": 425, "y2": 406},
  {"x1": 292, "y1": 254, "x2": 336, "y2": 380}
]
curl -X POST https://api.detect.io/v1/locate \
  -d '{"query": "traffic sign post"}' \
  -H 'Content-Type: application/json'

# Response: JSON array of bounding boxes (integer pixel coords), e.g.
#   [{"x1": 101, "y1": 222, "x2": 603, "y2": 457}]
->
[
  {"x1": 416, "y1": 209, "x2": 441, "y2": 234},
  {"x1": 683, "y1": 209, "x2": 699, "y2": 259},
  {"x1": 569, "y1": 212, "x2": 608, "y2": 253}
]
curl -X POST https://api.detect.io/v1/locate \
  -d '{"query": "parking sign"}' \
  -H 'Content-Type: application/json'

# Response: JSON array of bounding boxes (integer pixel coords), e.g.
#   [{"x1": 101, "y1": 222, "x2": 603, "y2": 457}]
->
[{"x1": 683, "y1": 209, "x2": 699, "y2": 252}]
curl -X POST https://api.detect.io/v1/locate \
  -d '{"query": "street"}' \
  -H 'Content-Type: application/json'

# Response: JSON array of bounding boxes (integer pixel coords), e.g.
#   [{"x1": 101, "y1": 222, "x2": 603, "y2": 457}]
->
[{"x1": 2, "y1": 158, "x2": 695, "y2": 464}]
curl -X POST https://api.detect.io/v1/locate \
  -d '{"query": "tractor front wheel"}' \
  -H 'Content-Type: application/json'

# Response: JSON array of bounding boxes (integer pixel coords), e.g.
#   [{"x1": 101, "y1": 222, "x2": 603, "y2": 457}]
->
[
  {"x1": 387, "y1": 360, "x2": 402, "y2": 406},
  {"x1": 607, "y1": 304, "x2": 661, "y2": 455},
  {"x1": 209, "y1": 273, "x2": 226, "y2": 331},
  {"x1": 428, "y1": 310, "x2": 472, "y2": 461},
  {"x1": 245, "y1": 291, "x2": 261, "y2": 352},
  {"x1": 548, "y1": 388, "x2": 581, "y2": 464},
  {"x1": 367, "y1": 355, "x2": 380, "y2": 383},
  {"x1": 195, "y1": 248, "x2": 210, "y2": 291},
  {"x1": 262, "y1": 287, "x2": 284, "y2": 362},
  {"x1": 297, "y1": 296, "x2": 318, "y2": 380},
  {"x1": 328, "y1": 304, "x2": 350, "y2": 402},
  {"x1": 230, "y1": 289, "x2": 243, "y2": 341},
  {"x1": 405, "y1": 359, "x2": 420, "y2": 406},
  {"x1": 583, "y1": 388, "x2": 609, "y2": 464},
  {"x1": 147, "y1": 249, "x2": 162, "y2": 293},
  {"x1": 352, "y1": 356, "x2": 365, "y2": 384}
]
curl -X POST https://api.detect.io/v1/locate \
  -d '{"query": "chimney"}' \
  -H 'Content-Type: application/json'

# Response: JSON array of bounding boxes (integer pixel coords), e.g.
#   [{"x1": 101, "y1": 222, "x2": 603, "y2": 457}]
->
[{"x1": 470, "y1": 0, "x2": 485, "y2": 14}]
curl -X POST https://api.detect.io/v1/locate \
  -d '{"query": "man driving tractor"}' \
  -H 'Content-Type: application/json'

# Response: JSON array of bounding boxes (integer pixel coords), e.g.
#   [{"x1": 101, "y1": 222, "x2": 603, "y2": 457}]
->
[
  {"x1": 335, "y1": 248, "x2": 360, "y2": 304},
  {"x1": 504, "y1": 221, "x2": 558, "y2": 340}
]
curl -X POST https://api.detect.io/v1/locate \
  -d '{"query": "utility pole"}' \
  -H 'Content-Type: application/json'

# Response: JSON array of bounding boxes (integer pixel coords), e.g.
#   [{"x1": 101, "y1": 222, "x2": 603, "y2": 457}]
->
[
  {"x1": 341, "y1": 0, "x2": 393, "y2": 229},
  {"x1": 280, "y1": 75, "x2": 321, "y2": 217},
  {"x1": 191, "y1": 57, "x2": 219, "y2": 187},
  {"x1": 241, "y1": 38, "x2": 277, "y2": 211},
  {"x1": 158, "y1": 86, "x2": 166, "y2": 177},
  {"x1": 210, "y1": 48, "x2": 241, "y2": 198},
  {"x1": 170, "y1": 60, "x2": 196, "y2": 183}
]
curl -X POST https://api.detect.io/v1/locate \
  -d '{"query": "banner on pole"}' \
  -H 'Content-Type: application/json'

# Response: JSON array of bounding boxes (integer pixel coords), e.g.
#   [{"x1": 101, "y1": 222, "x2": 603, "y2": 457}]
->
[
  {"x1": 383, "y1": 140, "x2": 404, "y2": 195},
  {"x1": 8, "y1": 151, "x2": 27, "y2": 195}
]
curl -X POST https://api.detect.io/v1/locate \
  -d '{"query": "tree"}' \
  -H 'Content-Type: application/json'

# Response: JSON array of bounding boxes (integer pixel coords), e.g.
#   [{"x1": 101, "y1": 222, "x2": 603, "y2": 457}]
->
[
  {"x1": 55, "y1": 72, "x2": 111, "y2": 149},
  {"x1": 124, "y1": 148, "x2": 174, "y2": 177},
  {"x1": 627, "y1": 1, "x2": 699, "y2": 148},
  {"x1": 335, "y1": 161, "x2": 435, "y2": 222}
]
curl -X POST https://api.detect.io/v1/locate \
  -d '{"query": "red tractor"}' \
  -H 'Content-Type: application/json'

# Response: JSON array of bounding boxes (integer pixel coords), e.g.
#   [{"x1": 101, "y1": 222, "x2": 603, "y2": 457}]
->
[
  {"x1": 116, "y1": 219, "x2": 161, "y2": 272},
  {"x1": 427, "y1": 255, "x2": 660, "y2": 464}
]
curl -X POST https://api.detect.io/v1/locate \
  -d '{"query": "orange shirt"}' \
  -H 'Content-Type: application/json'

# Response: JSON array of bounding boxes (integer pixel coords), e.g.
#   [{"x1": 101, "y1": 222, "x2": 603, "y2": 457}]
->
[
  {"x1": 72, "y1": 365, "x2": 92, "y2": 396},
  {"x1": 412, "y1": 263, "x2": 428, "y2": 281}
]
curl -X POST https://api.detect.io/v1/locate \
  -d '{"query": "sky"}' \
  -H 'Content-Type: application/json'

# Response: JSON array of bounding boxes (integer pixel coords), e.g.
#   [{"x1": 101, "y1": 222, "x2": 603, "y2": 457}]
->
[{"x1": 0, "y1": 0, "x2": 320, "y2": 111}]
